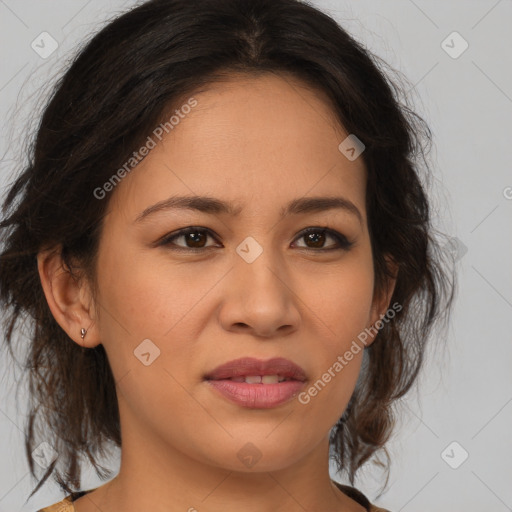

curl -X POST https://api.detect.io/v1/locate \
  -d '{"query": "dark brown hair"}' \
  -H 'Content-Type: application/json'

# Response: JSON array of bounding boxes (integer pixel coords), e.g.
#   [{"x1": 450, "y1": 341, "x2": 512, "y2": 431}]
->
[{"x1": 0, "y1": 0, "x2": 455, "y2": 500}]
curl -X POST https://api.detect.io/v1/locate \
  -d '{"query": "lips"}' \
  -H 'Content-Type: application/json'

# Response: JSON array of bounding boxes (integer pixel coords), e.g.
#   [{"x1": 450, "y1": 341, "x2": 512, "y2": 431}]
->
[
  {"x1": 204, "y1": 357, "x2": 307, "y2": 382},
  {"x1": 204, "y1": 357, "x2": 307, "y2": 409}
]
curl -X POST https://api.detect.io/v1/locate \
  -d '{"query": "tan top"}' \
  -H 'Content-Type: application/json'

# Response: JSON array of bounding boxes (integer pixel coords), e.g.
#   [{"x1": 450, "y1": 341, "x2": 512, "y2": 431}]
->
[{"x1": 38, "y1": 482, "x2": 391, "y2": 511}]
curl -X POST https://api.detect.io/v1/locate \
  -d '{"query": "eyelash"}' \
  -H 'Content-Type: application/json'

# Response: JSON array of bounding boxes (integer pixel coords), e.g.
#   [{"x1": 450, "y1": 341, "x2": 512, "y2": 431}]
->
[{"x1": 156, "y1": 226, "x2": 354, "y2": 253}]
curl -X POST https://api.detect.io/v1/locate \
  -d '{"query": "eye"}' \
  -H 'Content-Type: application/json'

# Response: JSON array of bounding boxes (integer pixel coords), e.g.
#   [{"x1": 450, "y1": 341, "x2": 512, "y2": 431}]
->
[
  {"x1": 292, "y1": 227, "x2": 354, "y2": 251},
  {"x1": 157, "y1": 227, "x2": 220, "y2": 250},
  {"x1": 157, "y1": 226, "x2": 353, "y2": 252}
]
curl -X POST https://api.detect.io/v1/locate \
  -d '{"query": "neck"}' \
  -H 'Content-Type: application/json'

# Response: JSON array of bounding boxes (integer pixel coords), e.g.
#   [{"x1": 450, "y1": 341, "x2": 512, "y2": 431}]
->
[{"x1": 74, "y1": 399, "x2": 364, "y2": 512}]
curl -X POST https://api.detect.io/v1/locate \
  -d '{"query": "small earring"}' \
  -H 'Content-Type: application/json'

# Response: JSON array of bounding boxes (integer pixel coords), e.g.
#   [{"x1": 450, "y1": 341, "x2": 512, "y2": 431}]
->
[{"x1": 80, "y1": 328, "x2": 87, "y2": 340}]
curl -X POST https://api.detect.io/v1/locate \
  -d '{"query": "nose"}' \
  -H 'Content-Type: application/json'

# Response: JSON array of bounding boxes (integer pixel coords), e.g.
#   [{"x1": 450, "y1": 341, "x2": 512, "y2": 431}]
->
[{"x1": 217, "y1": 243, "x2": 301, "y2": 339}]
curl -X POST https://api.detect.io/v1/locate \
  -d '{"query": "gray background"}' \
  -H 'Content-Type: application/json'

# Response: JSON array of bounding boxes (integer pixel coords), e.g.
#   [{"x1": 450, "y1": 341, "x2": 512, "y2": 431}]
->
[{"x1": 0, "y1": 1, "x2": 511, "y2": 511}]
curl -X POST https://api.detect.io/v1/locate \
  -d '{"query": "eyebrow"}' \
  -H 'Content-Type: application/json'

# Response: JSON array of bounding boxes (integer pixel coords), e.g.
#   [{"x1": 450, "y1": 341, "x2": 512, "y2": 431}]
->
[{"x1": 135, "y1": 195, "x2": 363, "y2": 225}]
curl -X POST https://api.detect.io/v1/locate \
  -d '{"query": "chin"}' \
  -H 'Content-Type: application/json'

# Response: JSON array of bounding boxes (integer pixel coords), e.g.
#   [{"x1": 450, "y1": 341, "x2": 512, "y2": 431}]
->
[{"x1": 200, "y1": 436, "x2": 313, "y2": 473}]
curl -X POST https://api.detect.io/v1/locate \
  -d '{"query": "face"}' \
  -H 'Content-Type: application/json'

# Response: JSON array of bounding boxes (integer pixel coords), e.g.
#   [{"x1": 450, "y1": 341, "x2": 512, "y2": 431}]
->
[{"x1": 88, "y1": 73, "x2": 387, "y2": 473}]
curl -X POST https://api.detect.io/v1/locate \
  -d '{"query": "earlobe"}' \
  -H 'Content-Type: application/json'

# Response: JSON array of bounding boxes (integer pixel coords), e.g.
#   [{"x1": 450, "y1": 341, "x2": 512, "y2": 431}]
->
[{"x1": 37, "y1": 246, "x2": 101, "y2": 348}]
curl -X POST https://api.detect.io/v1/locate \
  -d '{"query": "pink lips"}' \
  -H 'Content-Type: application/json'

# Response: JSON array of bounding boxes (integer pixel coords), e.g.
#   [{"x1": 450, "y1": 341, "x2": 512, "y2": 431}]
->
[{"x1": 204, "y1": 357, "x2": 307, "y2": 409}]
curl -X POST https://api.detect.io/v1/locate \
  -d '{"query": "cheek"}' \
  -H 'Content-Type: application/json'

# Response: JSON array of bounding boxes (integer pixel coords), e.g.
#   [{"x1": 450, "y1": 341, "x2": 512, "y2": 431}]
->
[
  {"x1": 93, "y1": 238, "x2": 219, "y2": 391},
  {"x1": 292, "y1": 255, "x2": 374, "y2": 419},
  {"x1": 94, "y1": 242, "x2": 205, "y2": 431},
  {"x1": 297, "y1": 255, "x2": 375, "y2": 347},
  {"x1": 95, "y1": 239, "x2": 202, "y2": 339}
]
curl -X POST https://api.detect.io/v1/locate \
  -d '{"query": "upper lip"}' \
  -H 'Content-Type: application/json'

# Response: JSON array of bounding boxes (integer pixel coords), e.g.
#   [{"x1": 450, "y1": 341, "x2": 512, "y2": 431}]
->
[{"x1": 204, "y1": 357, "x2": 307, "y2": 381}]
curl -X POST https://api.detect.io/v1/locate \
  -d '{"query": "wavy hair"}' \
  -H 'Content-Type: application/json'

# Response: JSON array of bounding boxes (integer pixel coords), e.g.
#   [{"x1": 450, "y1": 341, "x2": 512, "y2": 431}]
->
[{"x1": 0, "y1": 0, "x2": 455, "y2": 499}]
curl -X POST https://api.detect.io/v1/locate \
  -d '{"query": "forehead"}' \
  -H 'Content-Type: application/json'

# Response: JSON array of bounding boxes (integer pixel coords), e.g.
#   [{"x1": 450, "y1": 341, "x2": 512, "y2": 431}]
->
[{"x1": 108, "y1": 72, "x2": 367, "y2": 222}]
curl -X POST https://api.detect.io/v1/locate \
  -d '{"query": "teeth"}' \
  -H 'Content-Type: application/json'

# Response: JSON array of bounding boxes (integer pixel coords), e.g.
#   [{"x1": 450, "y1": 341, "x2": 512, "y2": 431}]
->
[
  {"x1": 229, "y1": 375, "x2": 288, "y2": 384},
  {"x1": 245, "y1": 375, "x2": 262, "y2": 384}
]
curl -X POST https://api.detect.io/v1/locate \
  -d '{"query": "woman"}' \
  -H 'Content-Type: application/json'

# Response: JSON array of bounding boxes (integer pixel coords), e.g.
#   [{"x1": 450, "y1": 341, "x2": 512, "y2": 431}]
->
[{"x1": 0, "y1": 0, "x2": 455, "y2": 511}]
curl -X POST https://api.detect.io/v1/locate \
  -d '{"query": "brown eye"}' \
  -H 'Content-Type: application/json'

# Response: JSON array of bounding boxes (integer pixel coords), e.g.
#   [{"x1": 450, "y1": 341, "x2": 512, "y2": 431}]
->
[
  {"x1": 157, "y1": 226, "x2": 353, "y2": 253},
  {"x1": 181, "y1": 231, "x2": 208, "y2": 248},
  {"x1": 293, "y1": 227, "x2": 353, "y2": 251},
  {"x1": 159, "y1": 227, "x2": 219, "y2": 250},
  {"x1": 303, "y1": 231, "x2": 326, "y2": 248}
]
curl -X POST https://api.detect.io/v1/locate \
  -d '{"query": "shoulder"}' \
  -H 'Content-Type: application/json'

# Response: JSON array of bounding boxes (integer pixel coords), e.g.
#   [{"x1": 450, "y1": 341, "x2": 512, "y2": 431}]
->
[
  {"x1": 333, "y1": 480, "x2": 392, "y2": 512},
  {"x1": 37, "y1": 495, "x2": 75, "y2": 512},
  {"x1": 37, "y1": 489, "x2": 94, "y2": 512},
  {"x1": 37, "y1": 484, "x2": 391, "y2": 512}
]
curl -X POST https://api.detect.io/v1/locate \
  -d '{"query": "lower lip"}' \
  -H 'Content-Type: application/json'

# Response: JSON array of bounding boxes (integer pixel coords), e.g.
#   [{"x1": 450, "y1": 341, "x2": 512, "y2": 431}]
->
[{"x1": 206, "y1": 379, "x2": 306, "y2": 408}]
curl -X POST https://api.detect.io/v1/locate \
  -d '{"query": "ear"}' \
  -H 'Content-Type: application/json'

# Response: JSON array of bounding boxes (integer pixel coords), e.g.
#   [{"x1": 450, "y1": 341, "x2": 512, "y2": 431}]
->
[
  {"x1": 37, "y1": 245, "x2": 101, "y2": 348},
  {"x1": 365, "y1": 254, "x2": 399, "y2": 347}
]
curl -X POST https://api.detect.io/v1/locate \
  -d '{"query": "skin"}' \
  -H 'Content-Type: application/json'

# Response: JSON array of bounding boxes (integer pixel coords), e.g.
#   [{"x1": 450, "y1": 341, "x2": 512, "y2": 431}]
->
[{"x1": 38, "y1": 72, "x2": 396, "y2": 512}]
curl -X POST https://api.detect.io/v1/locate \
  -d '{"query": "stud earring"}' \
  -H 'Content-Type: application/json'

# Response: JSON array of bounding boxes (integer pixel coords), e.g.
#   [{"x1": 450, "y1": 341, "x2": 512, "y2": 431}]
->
[{"x1": 80, "y1": 327, "x2": 87, "y2": 340}]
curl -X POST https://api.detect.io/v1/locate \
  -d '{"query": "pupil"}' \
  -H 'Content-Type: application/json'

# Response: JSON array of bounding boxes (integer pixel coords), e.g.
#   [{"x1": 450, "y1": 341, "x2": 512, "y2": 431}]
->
[
  {"x1": 187, "y1": 232, "x2": 206, "y2": 247},
  {"x1": 307, "y1": 232, "x2": 325, "y2": 248}
]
